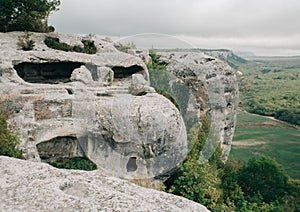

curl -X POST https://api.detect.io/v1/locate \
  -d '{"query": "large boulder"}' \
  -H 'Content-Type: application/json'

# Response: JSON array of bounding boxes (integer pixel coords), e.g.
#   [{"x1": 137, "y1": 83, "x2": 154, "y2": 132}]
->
[{"x1": 0, "y1": 156, "x2": 209, "y2": 211}]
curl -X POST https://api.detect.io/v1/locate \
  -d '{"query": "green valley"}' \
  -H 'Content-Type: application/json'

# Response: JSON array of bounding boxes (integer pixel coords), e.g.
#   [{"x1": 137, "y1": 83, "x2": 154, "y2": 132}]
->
[
  {"x1": 230, "y1": 112, "x2": 300, "y2": 179},
  {"x1": 236, "y1": 55, "x2": 300, "y2": 126}
]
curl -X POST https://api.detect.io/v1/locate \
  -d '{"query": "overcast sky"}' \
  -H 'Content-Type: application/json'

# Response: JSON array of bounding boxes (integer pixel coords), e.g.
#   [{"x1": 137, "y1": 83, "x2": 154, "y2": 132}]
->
[{"x1": 49, "y1": 0, "x2": 300, "y2": 56}]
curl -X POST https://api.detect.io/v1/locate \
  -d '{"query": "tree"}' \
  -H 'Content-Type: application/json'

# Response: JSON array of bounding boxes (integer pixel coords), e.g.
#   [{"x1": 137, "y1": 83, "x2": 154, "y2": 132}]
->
[
  {"x1": 221, "y1": 160, "x2": 245, "y2": 206},
  {"x1": 238, "y1": 156, "x2": 288, "y2": 203},
  {"x1": 169, "y1": 160, "x2": 222, "y2": 210},
  {"x1": 0, "y1": 0, "x2": 60, "y2": 32}
]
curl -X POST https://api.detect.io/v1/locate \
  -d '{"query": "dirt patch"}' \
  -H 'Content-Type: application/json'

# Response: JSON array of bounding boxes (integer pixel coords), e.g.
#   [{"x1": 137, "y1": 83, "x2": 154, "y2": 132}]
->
[{"x1": 233, "y1": 139, "x2": 266, "y2": 146}]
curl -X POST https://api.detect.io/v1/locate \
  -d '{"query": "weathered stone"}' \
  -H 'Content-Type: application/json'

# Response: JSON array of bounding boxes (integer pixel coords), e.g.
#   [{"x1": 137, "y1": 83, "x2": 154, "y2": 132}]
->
[
  {"x1": 128, "y1": 49, "x2": 152, "y2": 64},
  {"x1": 0, "y1": 156, "x2": 209, "y2": 212},
  {"x1": 129, "y1": 73, "x2": 155, "y2": 95},
  {"x1": 0, "y1": 32, "x2": 187, "y2": 182},
  {"x1": 87, "y1": 93, "x2": 187, "y2": 180},
  {"x1": 0, "y1": 32, "x2": 238, "y2": 185},
  {"x1": 137, "y1": 51, "x2": 239, "y2": 161},
  {"x1": 96, "y1": 66, "x2": 114, "y2": 84},
  {"x1": 70, "y1": 65, "x2": 93, "y2": 85}
]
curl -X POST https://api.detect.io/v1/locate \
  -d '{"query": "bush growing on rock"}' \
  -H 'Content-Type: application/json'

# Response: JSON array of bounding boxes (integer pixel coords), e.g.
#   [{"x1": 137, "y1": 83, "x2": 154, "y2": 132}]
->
[
  {"x1": 44, "y1": 36, "x2": 97, "y2": 54},
  {"x1": 44, "y1": 36, "x2": 73, "y2": 51},
  {"x1": 49, "y1": 157, "x2": 97, "y2": 171},
  {"x1": 18, "y1": 31, "x2": 35, "y2": 51},
  {"x1": 81, "y1": 39, "x2": 97, "y2": 54},
  {"x1": 114, "y1": 42, "x2": 136, "y2": 53},
  {"x1": 0, "y1": 109, "x2": 22, "y2": 158}
]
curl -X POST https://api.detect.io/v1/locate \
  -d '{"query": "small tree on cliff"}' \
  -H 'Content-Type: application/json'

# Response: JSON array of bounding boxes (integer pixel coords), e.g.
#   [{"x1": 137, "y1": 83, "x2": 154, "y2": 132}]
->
[{"x1": 0, "y1": 0, "x2": 60, "y2": 32}]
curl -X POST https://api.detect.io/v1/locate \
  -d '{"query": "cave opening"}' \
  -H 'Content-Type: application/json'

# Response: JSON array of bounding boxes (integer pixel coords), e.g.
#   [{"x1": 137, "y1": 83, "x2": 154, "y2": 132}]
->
[
  {"x1": 126, "y1": 157, "x2": 138, "y2": 172},
  {"x1": 36, "y1": 136, "x2": 97, "y2": 171},
  {"x1": 14, "y1": 62, "x2": 84, "y2": 84},
  {"x1": 37, "y1": 136, "x2": 84, "y2": 163},
  {"x1": 112, "y1": 65, "x2": 144, "y2": 78}
]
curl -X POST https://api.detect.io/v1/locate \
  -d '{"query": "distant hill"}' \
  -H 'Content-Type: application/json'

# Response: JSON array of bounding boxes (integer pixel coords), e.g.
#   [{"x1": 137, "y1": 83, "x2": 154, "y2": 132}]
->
[{"x1": 234, "y1": 51, "x2": 256, "y2": 57}]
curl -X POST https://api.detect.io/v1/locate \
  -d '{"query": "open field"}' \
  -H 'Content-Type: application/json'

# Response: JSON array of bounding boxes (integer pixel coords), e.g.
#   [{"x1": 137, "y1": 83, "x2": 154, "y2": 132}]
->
[{"x1": 229, "y1": 112, "x2": 300, "y2": 179}]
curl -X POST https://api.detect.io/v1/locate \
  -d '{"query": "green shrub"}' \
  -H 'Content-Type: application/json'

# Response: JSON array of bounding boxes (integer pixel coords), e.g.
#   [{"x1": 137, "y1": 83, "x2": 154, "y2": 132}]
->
[
  {"x1": 283, "y1": 179, "x2": 300, "y2": 211},
  {"x1": 49, "y1": 157, "x2": 97, "y2": 171},
  {"x1": 165, "y1": 118, "x2": 298, "y2": 211},
  {"x1": 82, "y1": 39, "x2": 97, "y2": 54},
  {"x1": 0, "y1": 109, "x2": 22, "y2": 158},
  {"x1": 44, "y1": 36, "x2": 72, "y2": 52},
  {"x1": 147, "y1": 49, "x2": 168, "y2": 70},
  {"x1": 72, "y1": 45, "x2": 85, "y2": 53},
  {"x1": 169, "y1": 160, "x2": 222, "y2": 210},
  {"x1": 44, "y1": 36, "x2": 97, "y2": 54},
  {"x1": 18, "y1": 31, "x2": 35, "y2": 51},
  {"x1": 167, "y1": 118, "x2": 224, "y2": 210}
]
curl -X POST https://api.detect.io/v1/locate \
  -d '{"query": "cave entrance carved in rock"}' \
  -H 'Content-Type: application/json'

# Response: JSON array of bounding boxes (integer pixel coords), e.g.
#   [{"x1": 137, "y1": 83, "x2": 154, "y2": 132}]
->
[
  {"x1": 36, "y1": 136, "x2": 85, "y2": 163},
  {"x1": 112, "y1": 65, "x2": 144, "y2": 78},
  {"x1": 14, "y1": 62, "x2": 83, "y2": 84}
]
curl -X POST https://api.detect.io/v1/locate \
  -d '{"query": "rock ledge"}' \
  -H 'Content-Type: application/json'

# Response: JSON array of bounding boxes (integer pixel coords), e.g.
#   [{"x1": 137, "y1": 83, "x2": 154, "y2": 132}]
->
[{"x1": 0, "y1": 156, "x2": 209, "y2": 212}]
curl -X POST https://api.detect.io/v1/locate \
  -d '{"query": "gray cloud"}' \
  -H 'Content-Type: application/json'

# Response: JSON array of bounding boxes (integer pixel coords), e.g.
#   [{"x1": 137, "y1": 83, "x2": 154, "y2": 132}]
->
[{"x1": 49, "y1": 0, "x2": 300, "y2": 55}]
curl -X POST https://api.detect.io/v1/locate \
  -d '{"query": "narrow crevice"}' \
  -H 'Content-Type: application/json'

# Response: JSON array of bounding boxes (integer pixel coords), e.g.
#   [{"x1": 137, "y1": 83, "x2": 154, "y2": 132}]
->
[{"x1": 66, "y1": 88, "x2": 74, "y2": 95}]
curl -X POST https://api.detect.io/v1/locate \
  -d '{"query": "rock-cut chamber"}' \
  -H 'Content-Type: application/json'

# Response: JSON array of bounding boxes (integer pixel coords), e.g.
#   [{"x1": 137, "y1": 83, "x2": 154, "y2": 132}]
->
[{"x1": 14, "y1": 62, "x2": 84, "y2": 84}]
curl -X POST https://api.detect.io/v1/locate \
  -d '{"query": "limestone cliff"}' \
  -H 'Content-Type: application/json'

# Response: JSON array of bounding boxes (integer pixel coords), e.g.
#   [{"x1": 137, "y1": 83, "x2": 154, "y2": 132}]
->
[
  {"x1": 133, "y1": 50, "x2": 239, "y2": 160},
  {"x1": 0, "y1": 32, "x2": 238, "y2": 182}
]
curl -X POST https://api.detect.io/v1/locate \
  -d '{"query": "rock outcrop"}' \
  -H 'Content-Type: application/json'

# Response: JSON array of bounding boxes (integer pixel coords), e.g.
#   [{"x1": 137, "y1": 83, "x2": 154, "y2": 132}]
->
[
  {"x1": 134, "y1": 50, "x2": 239, "y2": 160},
  {"x1": 159, "y1": 51, "x2": 239, "y2": 160},
  {"x1": 0, "y1": 156, "x2": 209, "y2": 211},
  {"x1": 0, "y1": 32, "x2": 186, "y2": 182},
  {"x1": 0, "y1": 32, "x2": 238, "y2": 183}
]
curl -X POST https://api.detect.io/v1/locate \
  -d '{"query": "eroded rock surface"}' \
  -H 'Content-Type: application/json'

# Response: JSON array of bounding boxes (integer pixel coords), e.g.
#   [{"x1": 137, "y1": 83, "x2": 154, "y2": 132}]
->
[
  {"x1": 157, "y1": 51, "x2": 239, "y2": 160},
  {"x1": 0, "y1": 32, "x2": 187, "y2": 182},
  {"x1": 0, "y1": 32, "x2": 238, "y2": 182},
  {"x1": 0, "y1": 156, "x2": 209, "y2": 212}
]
